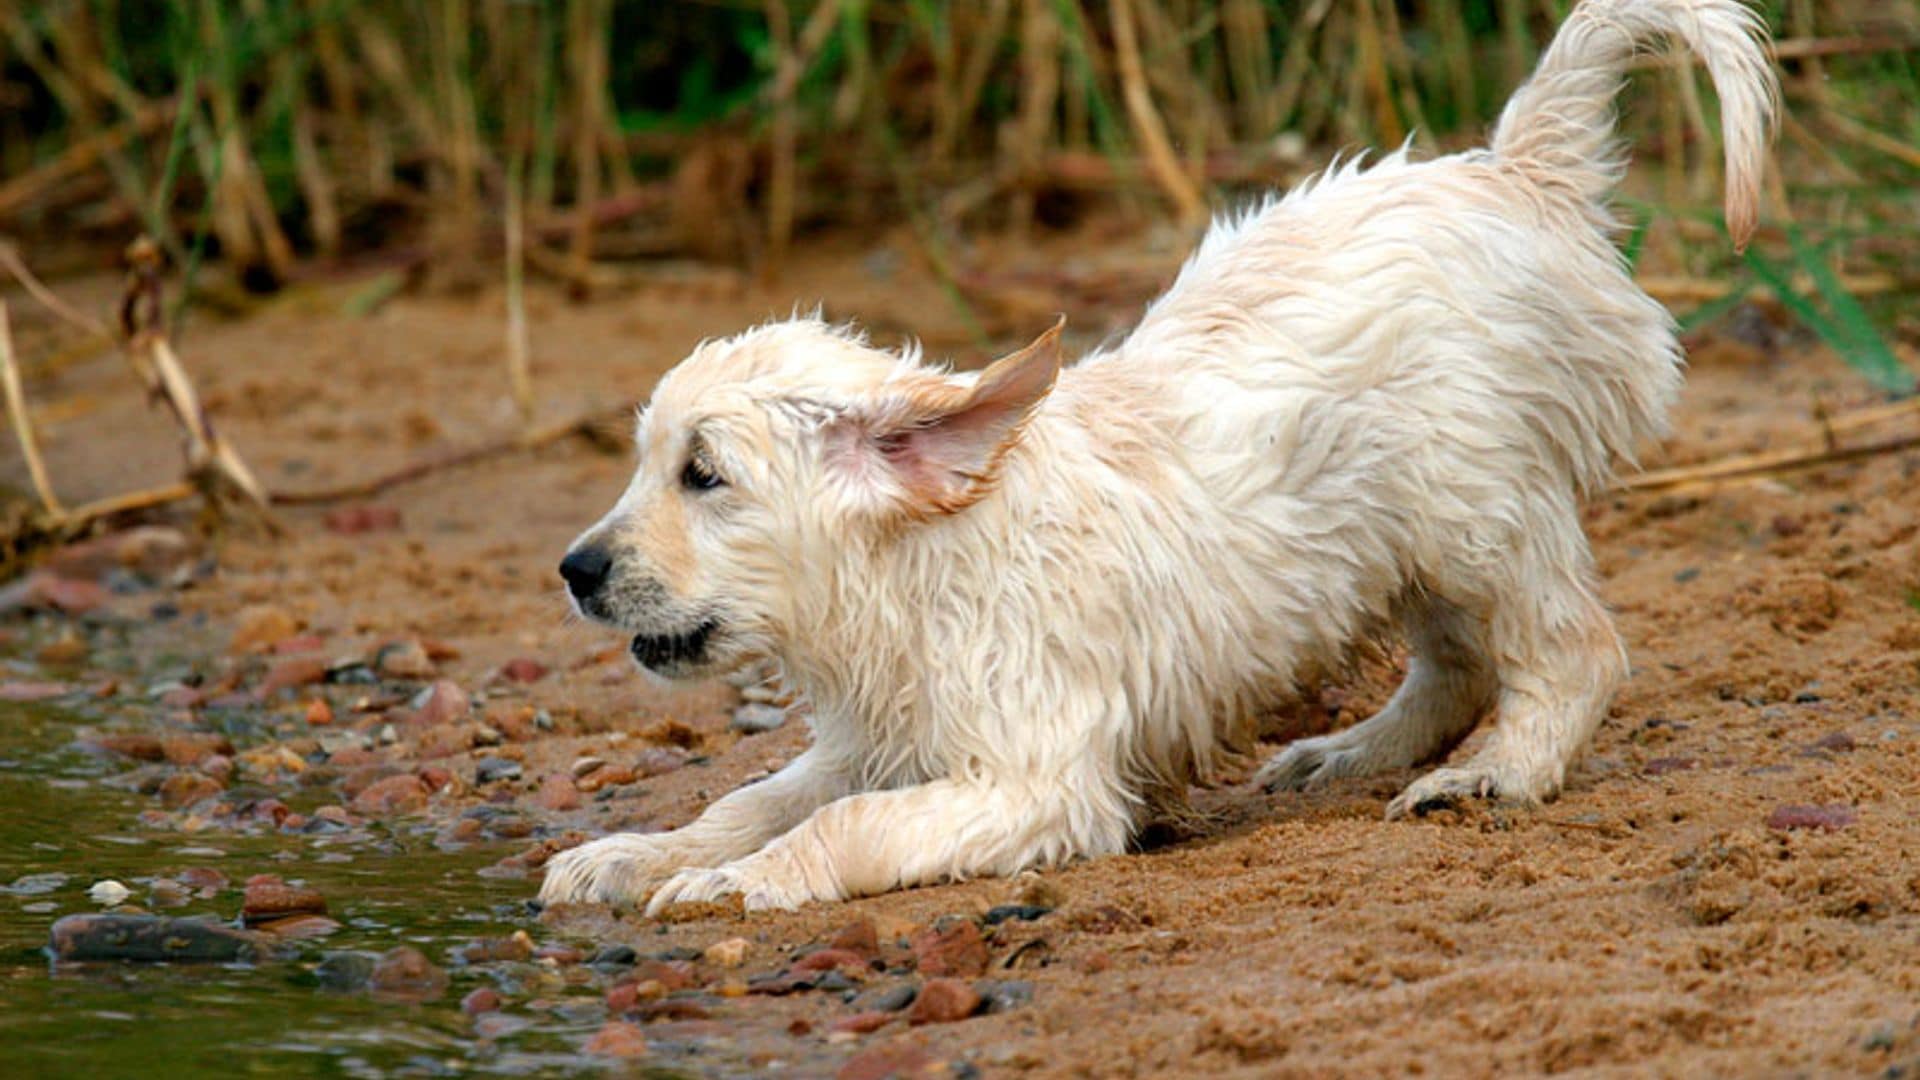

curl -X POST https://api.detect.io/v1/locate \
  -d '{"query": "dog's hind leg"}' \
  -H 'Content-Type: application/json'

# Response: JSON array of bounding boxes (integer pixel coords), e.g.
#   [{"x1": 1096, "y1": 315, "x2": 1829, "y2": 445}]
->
[
  {"x1": 1385, "y1": 504, "x2": 1626, "y2": 818},
  {"x1": 1256, "y1": 596, "x2": 1496, "y2": 792}
]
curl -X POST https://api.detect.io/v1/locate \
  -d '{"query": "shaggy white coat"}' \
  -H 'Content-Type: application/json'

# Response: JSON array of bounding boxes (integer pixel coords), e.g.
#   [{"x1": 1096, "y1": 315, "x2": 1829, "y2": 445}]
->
[{"x1": 540, "y1": 0, "x2": 1778, "y2": 912}]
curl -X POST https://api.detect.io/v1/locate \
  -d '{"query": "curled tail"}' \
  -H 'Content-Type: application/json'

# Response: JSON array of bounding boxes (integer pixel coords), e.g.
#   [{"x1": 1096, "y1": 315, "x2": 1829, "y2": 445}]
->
[{"x1": 1491, "y1": 0, "x2": 1778, "y2": 249}]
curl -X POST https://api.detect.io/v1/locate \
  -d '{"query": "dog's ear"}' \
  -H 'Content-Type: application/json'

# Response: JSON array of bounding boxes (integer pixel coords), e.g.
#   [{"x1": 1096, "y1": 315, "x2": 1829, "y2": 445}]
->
[{"x1": 832, "y1": 317, "x2": 1065, "y2": 517}]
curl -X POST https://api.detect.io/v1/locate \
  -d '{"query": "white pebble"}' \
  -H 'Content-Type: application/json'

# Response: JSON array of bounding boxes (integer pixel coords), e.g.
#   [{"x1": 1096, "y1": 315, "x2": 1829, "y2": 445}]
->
[{"x1": 88, "y1": 880, "x2": 131, "y2": 906}]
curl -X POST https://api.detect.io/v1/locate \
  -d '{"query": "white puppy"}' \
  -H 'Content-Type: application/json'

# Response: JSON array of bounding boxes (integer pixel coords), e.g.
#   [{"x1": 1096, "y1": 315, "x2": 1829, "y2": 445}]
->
[{"x1": 542, "y1": 0, "x2": 1777, "y2": 913}]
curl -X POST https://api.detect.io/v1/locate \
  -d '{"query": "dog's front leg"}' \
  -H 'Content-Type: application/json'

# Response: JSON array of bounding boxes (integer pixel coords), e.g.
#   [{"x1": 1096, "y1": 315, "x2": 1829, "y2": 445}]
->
[
  {"x1": 646, "y1": 777, "x2": 1127, "y2": 914},
  {"x1": 538, "y1": 746, "x2": 851, "y2": 907}
]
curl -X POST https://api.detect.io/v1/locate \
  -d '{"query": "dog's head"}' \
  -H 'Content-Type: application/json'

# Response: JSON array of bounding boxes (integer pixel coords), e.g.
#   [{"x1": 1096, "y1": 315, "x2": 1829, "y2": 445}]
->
[{"x1": 560, "y1": 316, "x2": 1064, "y2": 681}]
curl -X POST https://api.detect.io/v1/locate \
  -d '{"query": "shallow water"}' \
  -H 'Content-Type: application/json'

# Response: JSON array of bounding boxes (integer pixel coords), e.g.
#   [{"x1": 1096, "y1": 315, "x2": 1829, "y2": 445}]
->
[{"x1": 0, "y1": 701, "x2": 640, "y2": 1077}]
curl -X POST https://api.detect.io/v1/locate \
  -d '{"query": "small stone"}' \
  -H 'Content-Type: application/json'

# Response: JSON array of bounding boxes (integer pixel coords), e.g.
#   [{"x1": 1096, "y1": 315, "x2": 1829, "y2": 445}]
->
[
  {"x1": 831, "y1": 919, "x2": 880, "y2": 959},
  {"x1": 1643, "y1": 756, "x2": 1697, "y2": 776},
  {"x1": 1765, "y1": 804, "x2": 1857, "y2": 832},
  {"x1": 315, "y1": 951, "x2": 377, "y2": 990},
  {"x1": 729, "y1": 704, "x2": 787, "y2": 734},
  {"x1": 535, "y1": 773, "x2": 581, "y2": 812},
  {"x1": 606, "y1": 979, "x2": 666, "y2": 1012},
  {"x1": 906, "y1": 977, "x2": 981, "y2": 1024},
  {"x1": 242, "y1": 878, "x2": 328, "y2": 925},
  {"x1": 417, "y1": 765, "x2": 454, "y2": 793},
  {"x1": 1811, "y1": 731, "x2": 1856, "y2": 753},
  {"x1": 49, "y1": 914, "x2": 262, "y2": 963},
  {"x1": 259, "y1": 656, "x2": 328, "y2": 696},
  {"x1": 912, "y1": 917, "x2": 989, "y2": 977},
  {"x1": 838, "y1": 1046, "x2": 940, "y2": 1080},
  {"x1": 158, "y1": 770, "x2": 224, "y2": 809},
  {"x1": 632, "y1": 747, "x2": 688, "y2": 778},
  {"x1": 704, "y1": 936, "x2": 750, "y2": 968},
  {"x1": 583, "y1": 1020, "x2": 649, "y2": 1058},
  {"x1": 89, "y1": 733, "x2": 164, "y2": 761},
  {"x1": 976, "y1": 978, "x2": 1034, "y2": 1013},
  {"x1": 376, "y1": 640, "x2": 436, "y2": 680},
  {"x1": 253, "y1": 914, "x2": 342, "y2": 940},
  {"x1": 500, "y1": 658, "x2": 548, "y2": 684},
  {"x1": 230, "y1": 605, "x2": 300, "y2": 654},
  {"x1": 368, "y1": 945, "x2": 448, "y2": 1001},
  {"x1": 577, "y1": 764, "x2": 635, "y2": 793},
  {"x1": 983, "y1": 904, "x2": 1053, "y2": 925},
  {"x1": 36, "y1": 631, "x2": 89, "y2": 665},
  {"x1": 461, "y1": 988, "x2": 502, "y2": 1015},
  {"x1": 160, "y1": 733, "x2": 232, "y2": 767},
  {"x1": 793, "y1": 948, "x2": 868, "y2": 974},
  {"x1": 570, "y1": 757, "x2": 606, "y2": 779},
  {"x1": 351, "y1": 773, "x2": 429, "y2": 815},
  {"x1": 0, "y1": 680, "x2": 72, "y2": 702},
  {"x1": 305, "y1": 699, "x2": 334, "y2": 726},
  {"x1": 830, "y1": 1011, "x2": 894, "y2": 1035},
  {"x1": 588, "y1": 944, "x2": 637, "y2": 969},
  {"x1": 88, "y1": 880, "x2": 131, "y2": 906},
  {"x1": 868, "y1": 983, "x2": 918, "y2": 1012},
  {"x1": 457, "y1": 931, "x2": 534, "y2": 964},
  {"x1": 475, "y1": 757, "x2": 522, "y2": 784}
]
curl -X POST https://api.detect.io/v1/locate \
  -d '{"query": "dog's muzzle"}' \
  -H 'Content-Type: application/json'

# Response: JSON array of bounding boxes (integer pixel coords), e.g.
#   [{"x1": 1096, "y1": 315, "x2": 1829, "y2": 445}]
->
[{"x1": 630, "y1": 621, "x2": 719, "y2": 670}]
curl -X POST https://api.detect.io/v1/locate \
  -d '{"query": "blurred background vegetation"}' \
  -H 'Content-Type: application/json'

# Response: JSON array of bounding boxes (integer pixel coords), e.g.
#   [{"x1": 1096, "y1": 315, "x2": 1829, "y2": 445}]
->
[{"x1": 0, "y1": 0, "x2": 1915, "y2": 387}]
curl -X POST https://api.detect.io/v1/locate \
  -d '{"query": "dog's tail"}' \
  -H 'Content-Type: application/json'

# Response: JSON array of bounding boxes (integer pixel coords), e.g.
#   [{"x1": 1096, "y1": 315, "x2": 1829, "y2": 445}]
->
[{"x1": 1491, "y1": 0, "x2": 1777, "y2": 249}]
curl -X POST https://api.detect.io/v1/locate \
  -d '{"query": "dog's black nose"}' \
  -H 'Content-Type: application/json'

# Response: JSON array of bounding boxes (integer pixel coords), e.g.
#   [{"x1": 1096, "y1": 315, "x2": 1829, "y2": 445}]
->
[{"x1": 559, "y1": 546, "x2": 612, "y2": 600}]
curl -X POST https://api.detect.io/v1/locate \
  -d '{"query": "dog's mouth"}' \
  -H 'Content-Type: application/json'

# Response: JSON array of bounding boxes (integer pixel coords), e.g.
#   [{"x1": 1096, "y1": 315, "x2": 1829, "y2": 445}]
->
[{"x1": 629, "y1": 621, "x2": 719, "y2": 671}]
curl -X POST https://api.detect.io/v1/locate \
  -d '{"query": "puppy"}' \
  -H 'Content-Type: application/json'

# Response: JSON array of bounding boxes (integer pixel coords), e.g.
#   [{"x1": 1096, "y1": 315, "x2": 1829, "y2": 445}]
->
[{"x1": 542, "y1": 0, "x2": 1777, "y2": 913}]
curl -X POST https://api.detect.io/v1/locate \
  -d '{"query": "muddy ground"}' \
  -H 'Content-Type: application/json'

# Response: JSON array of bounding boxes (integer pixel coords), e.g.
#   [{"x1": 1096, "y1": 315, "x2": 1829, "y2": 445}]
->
[{"x1": 2, "y1": 223, "x2": 1918, "y2": 1078}]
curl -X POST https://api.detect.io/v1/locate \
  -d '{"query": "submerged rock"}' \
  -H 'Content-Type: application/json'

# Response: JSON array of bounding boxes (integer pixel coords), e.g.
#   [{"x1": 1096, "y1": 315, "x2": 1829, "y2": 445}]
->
[{"x1": 49, "y1": 914, "x2": 264, "y2": 963}]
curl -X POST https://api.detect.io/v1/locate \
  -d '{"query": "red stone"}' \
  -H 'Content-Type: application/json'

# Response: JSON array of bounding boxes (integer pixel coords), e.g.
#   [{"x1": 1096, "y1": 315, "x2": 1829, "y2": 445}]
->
[
  {"x1": 323, "y1": 505, "x2": 402, "y2": 535},
  {"x1": 792, "y1": 948, "x2": 868, "y2": 975},
  {"x1": 535, "y1": 773, "x2": 581, "y2": 812},
  {"x1": 583, "y1": 1021, "x2": 649, "y2": 1058},
  {"x1": 259, "y1": 656, "x2": 328, "y2": 696},
  {"x1": 906, "y1": 978, "x2": 981, "y2": 1025},
  {"x1": 501, "y1": 658, "x2": 548, "y2": 683},
  {"x1": 829, "y1": 1011, "x2": 894, "y2": 1035},
  {"x1": 351, "y1": 773, "x2": 429, "y2": 815},
  {"x1": 462, "y1": 988, "x2": 502, "y2": 1015},
  {"x1": 911, "y1": 918, "x2": 989, "y2": 978}
]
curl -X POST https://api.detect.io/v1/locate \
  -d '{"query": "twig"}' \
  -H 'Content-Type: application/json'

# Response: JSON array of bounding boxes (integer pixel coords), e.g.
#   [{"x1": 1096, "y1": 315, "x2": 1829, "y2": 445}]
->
[
  {"x1": 270, "y1": 404, "x2": 629, "y2": 506},
  {"x1": 0, "y1": 302, "x2": 63, "y2": 515},
  {"x1": 0, "y1": 241, "x2": 114, "y2": 340},
  {"x1": 505, "y1": 155, "x2": 533, "y2": 425},
  {"x1": 1620, "y1": 432, "x2": 1920, "y2": 493},
  {"x1": 0, "y1": 99, "x2": 179, "y2": 221},
  {"x1": 1817, "y1": 108, "x2": 1920, "y2": 171},
  {"x1": 1109, "y1": 0, "x2": 1207, "y2": 229},
  {"x1": 118, "y1": 237, "x2": 271, "y2": 516},
  {"x1": 1641, "y1": 271, "x2": 1897, "y2": 304}
]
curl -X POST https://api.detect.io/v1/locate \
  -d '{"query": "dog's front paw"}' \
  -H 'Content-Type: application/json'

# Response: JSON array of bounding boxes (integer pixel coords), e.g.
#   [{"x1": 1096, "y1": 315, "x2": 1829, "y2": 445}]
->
[
  {"x1": 538, "y1": 833, "x2": 687, "y2": 906},
  {"x1": 645, "y1": 849, "x2": 830, "y2": 916},
  {"x1": 1384, "y1": 762, "x2": 1549, "y2": 820},
  {"x1": 1256, "y1": 736, "x2": 1365, "y2": 792}
]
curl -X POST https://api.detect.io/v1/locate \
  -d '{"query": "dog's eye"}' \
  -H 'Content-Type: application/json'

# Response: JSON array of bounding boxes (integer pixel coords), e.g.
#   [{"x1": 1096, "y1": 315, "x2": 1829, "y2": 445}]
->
[{"x1": 681, "y1": 458, "x2": 725, "y2": 492}]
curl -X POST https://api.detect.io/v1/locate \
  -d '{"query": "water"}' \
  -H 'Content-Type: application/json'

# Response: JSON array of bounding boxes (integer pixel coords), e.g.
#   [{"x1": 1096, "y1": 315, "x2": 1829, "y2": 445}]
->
[{"x1": 0, "y1": 701, "x2": 652, "y2": 1077}]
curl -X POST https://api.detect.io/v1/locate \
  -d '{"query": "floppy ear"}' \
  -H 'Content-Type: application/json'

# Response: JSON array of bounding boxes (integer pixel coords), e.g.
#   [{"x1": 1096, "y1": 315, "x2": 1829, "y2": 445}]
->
[{"x1": 830, "y1": 317, "x2": 1065, "y2": 517}]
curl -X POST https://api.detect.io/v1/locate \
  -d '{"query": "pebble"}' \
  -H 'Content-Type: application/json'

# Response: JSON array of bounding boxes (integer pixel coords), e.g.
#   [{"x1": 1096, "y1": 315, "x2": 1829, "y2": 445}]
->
[
  {"x1": 906, "y1": 977, "x2": 982, "y2": 1024},
  {"x1": 242, "y1": 878, "x2": 328, "y2": 925},
  {"x1": 158, "y1": 771, "x2": 224, "y2": 809},
  {"x1": 254, "y1": 915, "x2": 341, "y2": 940},
  {"x1": 461, "y1": 987, "x2": 502, "y2": 1015},
  {"x1": 500, "y1": 658, "x2": 548, "y2": 683},
  {"x1": 89, "y1": 733, "x2": 164, "y2": 761},
  {"x1": 1765, "y1": 804, "x2": 1858, "y2": 832},
  {"x1": 417, "y1": 765, "x2": 455, "y2": 793},
  {"x1": 5, "y1": 872, "x2": 69, "y2": 896},
  {"x1": 475, "y1": 757, "x2": 522, "y2": 784},
  {"x1": 160, "y1": 733, "x2": 232, "y2": 767},
  {"x1": 1811, "y1": 731, "x2": 1856, "y2": 753},
  {"x1": 583, "y1": 1020, "x2": 649, "y2": 1058},
  {"x1": 315, "y1": 951, "x2": 376, "y2": 990},
  {"x1": 535, "y1": 773, "x2": 581, "y2": 812},
  {"x1": 413, "y1": 680, "x2": 470, "y2": 726},
  {"x1": 230, "y1": 604, "x2": 300, "y2": 654},
  {"x1": 36, "y1": 631, "x2": 89, "y2": 665},
  {"x1": 305, "y1": 699, "x2": 334, "y2": 726},
  {"x1": 983, "y1": 904, "x2": 1053, "y2": 925},
  {"x1": 977, "y1": 979, "x2": 1034, "y2": 1013},
  {"x1": 259, "y1": 656, "x2": 329, "y2": 696},
  {"x1": 350, "y1": 773, "x2": 429, "y2": 815},
  {"x1": 88, "y1": 880, "x2": 131, "y2": 906},
  {"x1": 632, "y1": 747, "x2": 688, "y2": 778},
  {"x1": 729, "y1": 704, "x2": 787, "y2": 734},
  {"x1": 704, "y1": 936, "x2": 750, "y2": 967},
  {"x1": 793, "y1": 948, "x2": 868, "y2": 974},
  {"x1": 458, "y1": 931, "x2": 534, "y2": 964},
  {"x1": 368, "y1": 945, "x2": 449, "y2": 1002},
  {"x1": 49, "y1": 914, "x2": 263, "y2": 963},
  {"x1": 831, "y1": 919, "x2": 880, "y2": 959},
  {"x1": 867, "y1": 983, "x2": 918, "y2": 1012},
  {"x1": 605, "y1": 979, "x2": 666, "y2": 1012},
  {"x1": 589, "y1": 944, "x2": 637, "y2": 969},
  {"x1": 376, "y1": 640, "x2": 436, "y2": 680},
  {"x1": 911, "y1": 917, "x2": 990, "y2": 977},
  {"x1": 570, "y1": 756, "x2": 607, "y2": 779},
  {"x1": 0, "y1": 680, "x2": 72, "y2": 702},
  {"x1": 577, "y1": 764, "x2": 635, "y2": 793},
  {"x1": 830, "y1": 1011, "x2": 894, "y2": 1035},
  {"x1": 838, "y1": 1046, "x2": 940, "y2": 1080}
]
